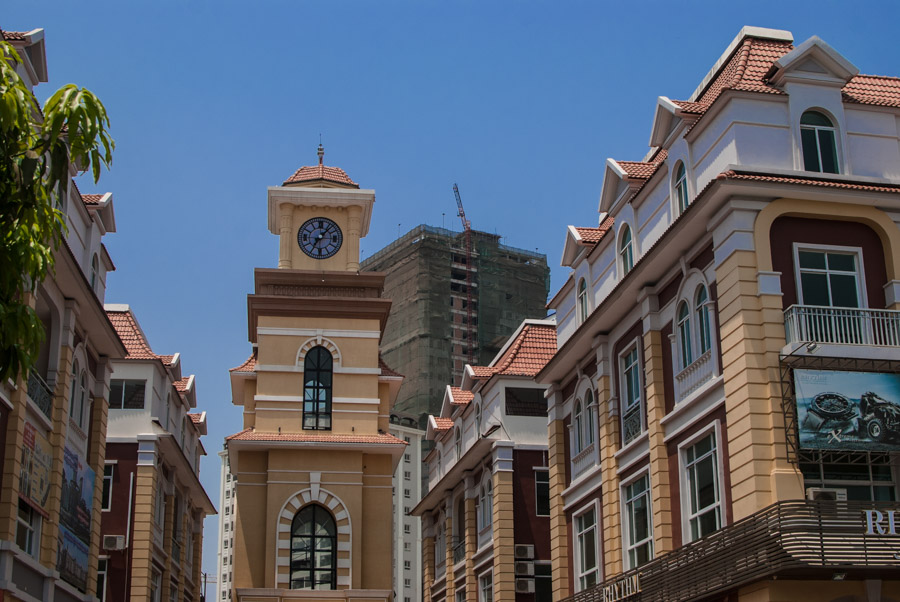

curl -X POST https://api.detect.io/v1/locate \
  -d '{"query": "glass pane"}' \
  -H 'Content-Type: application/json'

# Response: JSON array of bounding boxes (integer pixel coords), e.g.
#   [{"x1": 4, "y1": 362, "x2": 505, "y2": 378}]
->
[
  {"x1": 800, "y1": 272, "x2": 830, "y2": 305},
  {"x1": 801, "y1": 111, "x2": 832, "y2": 126},
  {"x1": 818, "y1": 129, "x2": 838, "y2": 173},
  {"x1": 123, "y1": 381, "x2": 145, "y2": 409},
  {"x1": 582, "y1": 529, "x2": 596, "y2": 570},
  {"x1": 801, "y1": 128, "x2": 821, "y2": 171},
  {"x1": 696, "y1": 456, "x2": 717, "y2": 509},
  {"x1": 829, "y1": 274, "x2": 859, "y2": 307},
  {"x1": 827, "y1": 253, "x2": 855, "y2": 272},
  {"x1": 798, "y1": 250, "x2": 826, "y2": 269},
  {"x1": 874, "y1": 486, "x2": 896, "y2": 502}
]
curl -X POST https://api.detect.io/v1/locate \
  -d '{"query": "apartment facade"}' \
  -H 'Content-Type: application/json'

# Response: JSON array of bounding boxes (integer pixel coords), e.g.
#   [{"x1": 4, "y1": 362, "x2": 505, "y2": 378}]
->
[
  {"x1": 390, "y1": 413, "x2": 425, "y2": 602},
  {"x1": 225, "y1": 147, "x2": 406, "y2": 601},
  {"x1": 0, "y1": 28, "x2": 128, "y2": 602},
  {"x1": 101, "y1": 306, "x2": 215, "y2": 602},
  {"x1": 414, "y1": 320, "x2": 556, "y2": 602},
  {"x1": 216, "y1": 450, "x2": 237, "y2": 602},
  {"x1": 539, "y1": 27, "x2": 900, "y2": 602}
]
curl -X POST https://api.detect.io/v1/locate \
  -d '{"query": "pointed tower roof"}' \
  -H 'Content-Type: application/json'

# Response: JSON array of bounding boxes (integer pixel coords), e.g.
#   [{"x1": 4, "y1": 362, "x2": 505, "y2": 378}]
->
[{"x1": 283, "y1": 144, "x2": 359, "y2": 188}]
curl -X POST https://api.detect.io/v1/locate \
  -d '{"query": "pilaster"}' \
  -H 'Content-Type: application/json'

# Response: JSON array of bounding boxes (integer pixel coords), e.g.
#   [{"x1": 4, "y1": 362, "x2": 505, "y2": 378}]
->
[
  {"x1": 643, "y1": 329, "x2": 672, "y2": 556},
  {"x1": 161, "y1": 490, "x2": 175, "y2": 601},
  {"x1": 491, "y1": 442, "x2": 514, "y2": 602},
  {"x1": 444, "y1": 511, "x2": 454, "y2": 599},
  {"x1": 347, "y1": 205, "x2": 362, "y2": 271},
  {"x1": 130, "y1": 441, "x2": 159, "y2": 602},
  {"x1": 278, "y1": 204, "x2": 292, "y2": 269},
  {"x1": 463, "y1": 473, "x2": 477, "y2": 602},
  {"x1": 547, "y1": 410, "x2": 569, "y2": 600},
  {"x1": 422, "y1": 534, "x2": 435, "y2": 602},
  {"x1": 597, "y1": 371, "x2": 622, "y2": 577},
  {"x1": 87, "y1": 385, "x2": 109, "y2": 596}
]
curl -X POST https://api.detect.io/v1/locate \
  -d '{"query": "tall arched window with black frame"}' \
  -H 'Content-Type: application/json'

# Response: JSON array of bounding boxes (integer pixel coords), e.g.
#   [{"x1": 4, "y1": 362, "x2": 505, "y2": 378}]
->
[
  {"x1": 290, "y1": 504, "x2": 337, "y2": 590},
  {"x1": 303, "y1": 347, "x2": 333, "y2": 430}
]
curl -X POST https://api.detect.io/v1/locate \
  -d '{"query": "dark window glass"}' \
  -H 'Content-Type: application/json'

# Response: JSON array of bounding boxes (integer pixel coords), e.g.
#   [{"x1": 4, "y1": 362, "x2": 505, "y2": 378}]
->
[
  {"x1": 303, "y1": 347, "x2": 333, "y2": 430},
  {"x1": 110, "y1": 380, "x2": 146, "y2": 410},
  {"x1": 291, "y1": 504, "x2": 337, "y2": 590},
  {"x1": 535, "y1": 470, "x2": 550, "y2": 516}
]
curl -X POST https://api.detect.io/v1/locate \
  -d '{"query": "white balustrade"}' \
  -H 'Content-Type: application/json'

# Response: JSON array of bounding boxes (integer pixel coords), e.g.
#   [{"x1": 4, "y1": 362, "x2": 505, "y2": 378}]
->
[{"x1": 784, "y1": 305, "x2": 900, "y2": 347}]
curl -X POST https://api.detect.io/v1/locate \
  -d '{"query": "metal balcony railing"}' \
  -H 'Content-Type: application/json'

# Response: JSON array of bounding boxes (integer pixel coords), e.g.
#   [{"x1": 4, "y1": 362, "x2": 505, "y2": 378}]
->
[
  {"x1": 784, "y1": 305, "x2": 900, "y2": 347},
  {"x1": 565, "y1": 500, "x2": 900, "y2": 602},
  {"x1": 452, "y1": 537, "x2": 466, "y2": 565},
  {"x1": 27, "y1": 371, "x2": 53, "y2": 420}
]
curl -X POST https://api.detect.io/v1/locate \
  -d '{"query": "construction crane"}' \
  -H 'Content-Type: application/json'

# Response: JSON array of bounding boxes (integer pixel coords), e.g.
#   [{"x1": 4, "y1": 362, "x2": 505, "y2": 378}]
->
[{"x1": 453, "y1": 183, "x2": 477, "y2": 365}]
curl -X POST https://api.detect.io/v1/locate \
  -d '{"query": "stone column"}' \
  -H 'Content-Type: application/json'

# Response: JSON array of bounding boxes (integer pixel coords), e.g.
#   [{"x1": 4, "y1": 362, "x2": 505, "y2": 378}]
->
[
  {"x1": 347, "y1": 206, "x2": 362, "y2": 271},
  {"x1": 422, "y1": 523, "x2": 435, "y2": 602},
  {"x1": 597, "y1": 345, "x2": 622, "y2": 577},
  {"x1": 444, "y1": 507, "x2": 454, "y2": 600},
  {"x1": 546, "y1": 385, "x2": 570, "y2": 600},
  {"x1": 643, "y1": 329, "x2": 673, "y2": 556},
  {"x1": 130, "y1": 439, "x2": 159, "y2": 602},
  {"x1": 86, "y1": 358, "x2": 110, "y2": 597},
  {"x1": 278, "y1": 204, "x2": 293, "y2": 269},
  {"x1": 463, "y1": 472, "x2": 477, "y2": 602},
  {"x1": 491, "y1": 442, "x2": 514, "y2": 602}
]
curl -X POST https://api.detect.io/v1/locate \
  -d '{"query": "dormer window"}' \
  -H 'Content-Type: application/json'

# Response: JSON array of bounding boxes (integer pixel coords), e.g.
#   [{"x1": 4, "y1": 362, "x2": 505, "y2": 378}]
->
[
  {"x1": 800, "y1": 111, "x2": 839, "y2": 174},
  {"x1": 619, "y1": 226, "x2": 634, "y2": 275},
  {"x1": 674, "y1": 163, "x2": 689, "y2": 215},
  {"x1": 577, "y1": 279, "x2": 589, "y2": 323}
]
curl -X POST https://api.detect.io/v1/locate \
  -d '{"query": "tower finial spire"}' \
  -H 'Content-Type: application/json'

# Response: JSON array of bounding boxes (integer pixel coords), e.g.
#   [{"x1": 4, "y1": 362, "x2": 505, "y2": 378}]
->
[{"x1": 317, "y1": 135, "x2": 324, "y2": 166}]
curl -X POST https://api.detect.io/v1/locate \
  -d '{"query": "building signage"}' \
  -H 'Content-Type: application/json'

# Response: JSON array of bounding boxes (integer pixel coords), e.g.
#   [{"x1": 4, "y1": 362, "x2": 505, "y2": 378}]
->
[
  {"x1": 599, "y1": 573, "x2": 641, "y2": 601},
  {"x1": 794, "y1": 369, "x2": 900, "y2": 452},
  {"x1": 57, "y1": 444, "x2": 94, "y2": 592},
  {"x1": 864, "y1": 509, "x2": 900, "y2": 535},
  {"x1": 20, "y1": 422, "x2": 52, "y2": 512}
]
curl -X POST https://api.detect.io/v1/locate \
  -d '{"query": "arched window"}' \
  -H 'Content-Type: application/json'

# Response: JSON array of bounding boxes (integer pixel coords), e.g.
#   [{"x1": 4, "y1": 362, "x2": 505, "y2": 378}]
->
[
  {"x1": 455, "y1": 427, "x2": 462, "y2": 459},
  {"x1": 620, "y1": 226, "x2": 634, "y2": 275},
  {"x1": 475, "y1": 403, "x2": 482, "y2": 437},
  {"x1": 290, "y1": 504, "x2": 337, "y2": 590},
  {"x1": 573, "y1": 401, "x2": 584, "y2": 452},
  {"x1": 479, "y1": 477, "x2": 493, "y2": 530},
  {"x1": 583, "y1": 389, "x2": 595, "y2": 448},
  {"x1": 69, "y1": 360, "x2": 79, "y2": 420},
  {"x1": 90, "y1": 254, "x2": 99, "y2": 291},
  {"x1": 303, "y1": 347, "x2": 333, "y2": 430},
  {"x1": 695, "y1": 285, "x2": 711, "y2": 355},
  {"x1": 69, "y1": 361, "x2": 87, "y2": 428},
  {"x1": 800, "y1": 111, "x2": 838, "y2": 174},
  {"x1": 674, "y1": 163, "x2": 689, "y2": 215},
  {"x1": 677, "y1": 301, "x2": 693, "y2": 369},
  {"x1": 577, "y1": 278, "x2": 589, "y2": 323}
]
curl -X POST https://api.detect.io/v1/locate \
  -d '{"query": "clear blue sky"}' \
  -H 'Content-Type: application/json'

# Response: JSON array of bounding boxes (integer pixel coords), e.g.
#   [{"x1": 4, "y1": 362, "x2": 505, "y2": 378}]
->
[{"x1": 6, "y1": 0, "x2": 900, "y2": 588}]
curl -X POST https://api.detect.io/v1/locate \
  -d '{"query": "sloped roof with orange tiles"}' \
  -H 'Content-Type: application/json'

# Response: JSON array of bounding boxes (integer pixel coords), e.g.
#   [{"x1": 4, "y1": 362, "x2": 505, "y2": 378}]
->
[
  {"x1": 470, "y1": 322, "x2": 557, "y2": 379},
  {"x1": 226, "y1": 428, "x2": 406, "y2": 445},
  {"x1": 188, "y1": 413, "x2": 202, "y2": 424},
  {"x1": 843, "y1": 75, "x2": 900, "y2": 108},
  {"x1": 449, "y1": 387, "x2": 474, "y2": 406},
  {"x1": 574, "y1": 215, "x2": 615, "y2": 246},
  {"x1": 718, "y1": 170, "x2": 900, "y2": 194},
  {"x1": 1, "y1": 31, "x2": 28, "y2": 41},
  {"x1": 431, "y1": 417, "x2": 454, "y2": 431},
  {"x1": 230, "y1": 353, "x2": 257, "y2": 373},
  {"x1": 106, "y1": 309, "x2": 158, "y2": 360},
  {"x1": 379, "y1": 356, "x2": 403, "y2": 378},
  {"x1": 157, "y1": 354, "x2": 175, "y2": 366},
  {"x1": 81, "y1": 194, "x2": 104, "y2": 206},
  {"x1": 174, "y1": 377, "x2": 191, "y2": 392},
  {"x1": 284, "y1": 164, "x2": 359, "y2": 188}
]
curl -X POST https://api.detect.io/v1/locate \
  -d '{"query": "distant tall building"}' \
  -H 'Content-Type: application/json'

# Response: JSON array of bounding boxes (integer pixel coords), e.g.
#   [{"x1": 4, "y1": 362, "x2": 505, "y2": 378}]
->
[
  {"x1": 361, "y1": 225, "x2": 550, "y2": 421},
  {"x1": 389, "y1": 413, "x2": 425, "y2": 602},
  {"x1": 215, "y1": 451, "x2": 236, "y2": 602}
]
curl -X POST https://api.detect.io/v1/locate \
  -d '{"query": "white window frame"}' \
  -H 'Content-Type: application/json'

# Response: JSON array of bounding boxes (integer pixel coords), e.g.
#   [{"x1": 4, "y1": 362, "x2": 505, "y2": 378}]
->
[
  {"x1": 573, "y1": 500, "x2": 601, "y2": 591},
  {"x1": 478, "y1": 476, "x2": 493, "y2": 532},
  {"x1": 16, "y1": 498, "x2": 40, "y2": 557},
  {"x1": 673, "y1": 162, "x2": 689, "y2": 215},
  {"x1": 619, "y1": 225, "x2": 634, "y2": 275},
  {"x1": 799, "y1": 109, "x2": 841, "y2": 174},
  {"x1": 695, "y1": 285, "x2": 712, "y2": 356},
  {"x1": 619, "y1": 340, "x2": 645, "y2": 446},
  {"x1": 534, "y1": 468, "x2": 550, "y2": 517},
  {"x1": 102, "y1": 463, "x2": 114, "y2": 511},
  {"x1": 479, "y1": 569, "x2": 494, "y2": 602},
  {"x1": 621, "y1": 470, "x2": 653, "y2": 570},
  {"x1": 792, "y1": 243, "x2": 867, "y2": 309},
  {"x1": 678, "y1": 421, "x2": 726, "y2": 543},
  {"x1": 577, "y1": 278, "x2": 589, "y2": 323},
  {"x1": 676, "y1": 300, "x2": 693, "y2": 370},
  {"x1": 97, "y1": 557, "x2": 109, "y2": 602}
]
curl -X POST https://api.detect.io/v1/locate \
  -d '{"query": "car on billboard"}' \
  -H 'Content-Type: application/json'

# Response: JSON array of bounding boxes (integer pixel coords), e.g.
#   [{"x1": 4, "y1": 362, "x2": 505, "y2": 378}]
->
[{"x1": 858, "y1": 392, "x2": 900, "y2": 442}]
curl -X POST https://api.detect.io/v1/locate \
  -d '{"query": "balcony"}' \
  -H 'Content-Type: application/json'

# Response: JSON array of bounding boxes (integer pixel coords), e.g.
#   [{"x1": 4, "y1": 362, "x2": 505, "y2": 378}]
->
[
  {"x1": 571, "y1": 441, "x2": 597, "y2": 481},
  {"x1": 27, "y1": 371, "x2": 53, "y2": 420},
  {"x1": 452, "y1": 537, "x2": 466, "y2": 565},
  {"x1": 674, "y1": 348, "x2": 714, "y2": 401},
  {"x1": 564, "y1": 500, "x2": 900, "y2": 602},
  {"x1": 784, "y1": 305, "x2": 900, "y2": 347}
]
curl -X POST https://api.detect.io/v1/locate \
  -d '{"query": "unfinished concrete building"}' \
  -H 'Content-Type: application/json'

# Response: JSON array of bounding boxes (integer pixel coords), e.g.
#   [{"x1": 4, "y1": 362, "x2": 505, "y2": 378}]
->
[{"x1": 361, "y1": 225, "x2": 550, "y2": 421}]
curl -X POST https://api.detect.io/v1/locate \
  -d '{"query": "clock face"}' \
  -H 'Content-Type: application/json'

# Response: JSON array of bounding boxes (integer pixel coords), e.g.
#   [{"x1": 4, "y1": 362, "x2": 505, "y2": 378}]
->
[{"x1": 298, "y1": 217, "x2": 343, "y2": 259}]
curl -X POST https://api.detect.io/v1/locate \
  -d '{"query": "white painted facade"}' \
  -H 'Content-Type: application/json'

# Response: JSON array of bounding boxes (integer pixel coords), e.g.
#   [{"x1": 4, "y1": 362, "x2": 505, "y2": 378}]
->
[
  {"x1": 390, "y1": 417, "x2": 424, "y2": 602},
  {"x1": 215, "y1": 450, "x2": 237, "y2": 602}
]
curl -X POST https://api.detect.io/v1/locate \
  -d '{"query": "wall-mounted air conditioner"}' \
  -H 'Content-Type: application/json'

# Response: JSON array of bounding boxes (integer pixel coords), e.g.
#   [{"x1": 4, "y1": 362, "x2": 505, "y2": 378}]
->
[
  {"x1": 514, "y1": 561, "x2": 535, "y2": 576},
  {"x1": 806, "y1": 487, "x2": 847, "y2": 502},
  {"x1": 514, "y1": 543, "x2": 534, "y2": 559},
  {"x1": 102, "y1": 535, "x2": 126, "y2": 550},
  {"x1": 515, "y1": 578, "x2": 535, "y2": 593}
]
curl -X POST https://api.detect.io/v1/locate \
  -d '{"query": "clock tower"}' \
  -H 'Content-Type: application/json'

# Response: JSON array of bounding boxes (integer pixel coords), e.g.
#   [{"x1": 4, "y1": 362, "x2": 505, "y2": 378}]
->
[{"x1": 227, "y1": 147, "x2": 405, "y2": 602}]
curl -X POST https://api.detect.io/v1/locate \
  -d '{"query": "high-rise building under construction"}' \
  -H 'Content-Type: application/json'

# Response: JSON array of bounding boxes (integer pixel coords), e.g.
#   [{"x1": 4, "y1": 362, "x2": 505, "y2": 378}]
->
[{"x1": 361, "y1": 225, "x2": 550, "y2": 421}]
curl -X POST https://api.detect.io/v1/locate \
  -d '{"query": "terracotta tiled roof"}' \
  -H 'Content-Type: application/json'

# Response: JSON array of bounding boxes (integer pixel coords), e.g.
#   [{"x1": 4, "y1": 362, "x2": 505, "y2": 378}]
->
[
  {"x1": 284, "y1": 164, "x2": 359, "y2": 188},
  {"x1": 379, "y1": 356, "x2": 403, "y2": 378},
  {"x1": 106, "y1": 309, "x2": 157, "y2": 360},
  {"x1": 81, "y1": 194, "x2": 104, "y2": 206},
  {"x1": 157, "y1": 354, "x2": 175, "y2": 366},
  {"x1": 843, "y1": 75, "x2": 900, "y2": 108},
  {"x1": 671, "y1": 100, "x2": 706, "y2": 114},
  {"x1": 1, "y1": 31, "x2": 27, "y2": 41},
  {"x1": 574, "y1": 215, "x2": 615, "y2": 246},
  {"x1": 226, "y1": 428, "x2": 406, "y2": 445},
  {"x1": 230, "y1": 353, "x2": 257, "y2": 373},
  {"x1": 717, "y1": 170, "x2": 900, "y2": 194},
  {"x1": 174, "y1": 377, "x2": 191, "y2": 392},
  {"x1": 470, "y1": 322, "x2": 557, "y2": 379},
  {"x1": 617, "y1": 161, "x2": 659, "y2": 180},
  {"x1": 449, "y1": 387, "x2": 474, "y2": 406},
  {"x1": 188, "y1": 413, "x2": 202, "y2": 424},
  {"x1": 431, "y1": 417, "x2": 453, "y2": 431}
]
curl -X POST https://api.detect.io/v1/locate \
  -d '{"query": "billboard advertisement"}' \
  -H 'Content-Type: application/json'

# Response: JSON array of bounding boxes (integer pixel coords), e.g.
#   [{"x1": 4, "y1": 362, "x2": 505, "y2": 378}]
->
[
  {"x1": 795, "y1": 369, "x2": 900, "y2": 452},
  {"x1": 57, "y1": 444, "x2": 94, "y2": 592},
  {"x1": 20, "y1": 422, "x2": 52, "y2": 513}
]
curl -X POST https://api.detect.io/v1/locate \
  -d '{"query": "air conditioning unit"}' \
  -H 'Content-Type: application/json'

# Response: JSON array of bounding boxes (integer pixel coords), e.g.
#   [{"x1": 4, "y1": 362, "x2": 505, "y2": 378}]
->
[
  {"x1": 514, "y1": 561, "x2": 535, "y2": 576},
  {"x1": 515, "y1": 578, "x2": 535, "y2": 593},
  {"x1": 514, "y1": 543, "x2": 534, "y2": 559},
  {"x1": 102, "y1": 535, "x2": 126, "y2": 550},
  {"x1": 806, "y1": 487, "x2": 848, "y2": 502}
]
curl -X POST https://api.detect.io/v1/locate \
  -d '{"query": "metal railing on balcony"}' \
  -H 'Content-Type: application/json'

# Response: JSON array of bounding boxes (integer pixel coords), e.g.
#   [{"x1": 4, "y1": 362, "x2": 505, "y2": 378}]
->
[
  {"x1": 27, "y1": 371, "x2": 53, "y2": 420},
  {"x1": 674, "y1": 348, "x2": 714, "y2": 401},
  {"x1": 452, "y1": 537, "x2": 466, "y2": 565},
  {"x1": 565, "y1": 500, "x2": 900, "y2": 602},
  {"x1": 784, "y1": 305, "x2": 900, "y2": 347}
]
